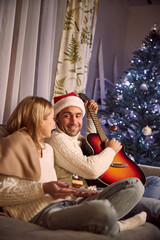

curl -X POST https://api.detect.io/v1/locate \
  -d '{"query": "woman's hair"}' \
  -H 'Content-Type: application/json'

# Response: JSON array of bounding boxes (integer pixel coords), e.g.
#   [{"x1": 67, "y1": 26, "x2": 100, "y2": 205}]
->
[{"x1": 7, "y1": 96, "x2": 53, "y2": 149}]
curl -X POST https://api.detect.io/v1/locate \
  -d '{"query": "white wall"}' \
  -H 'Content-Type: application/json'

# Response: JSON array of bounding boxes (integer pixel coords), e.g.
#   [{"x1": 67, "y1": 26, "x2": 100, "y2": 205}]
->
[
  {"x1": 86, "y1": 0, "x2": 160, "y2": 99},
  {"x1": 123, "y1": 4, "x2": 160, "y2": 69}
]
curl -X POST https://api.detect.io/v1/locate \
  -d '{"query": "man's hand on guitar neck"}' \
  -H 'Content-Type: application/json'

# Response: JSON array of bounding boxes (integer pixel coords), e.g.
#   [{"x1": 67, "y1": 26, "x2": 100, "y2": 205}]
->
[
  {"x1": 105, "y1": 138, "x2": 122, "y2": 154},
  {"x1": 84, "y1": 100, "x2": 98, "y2": 118}
]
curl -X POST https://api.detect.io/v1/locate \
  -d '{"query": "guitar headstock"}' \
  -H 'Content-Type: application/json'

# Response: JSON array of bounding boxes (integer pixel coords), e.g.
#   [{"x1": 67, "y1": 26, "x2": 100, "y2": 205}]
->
[{"x1": 78, "y1": 93, "x2": 90, "y2": 102}]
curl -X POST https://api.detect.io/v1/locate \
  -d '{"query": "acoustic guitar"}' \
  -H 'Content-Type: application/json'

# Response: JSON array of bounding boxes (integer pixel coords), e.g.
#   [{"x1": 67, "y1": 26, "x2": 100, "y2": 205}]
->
[{"x1": 79, "y1": 93, "x2": 146, "y2": 187}]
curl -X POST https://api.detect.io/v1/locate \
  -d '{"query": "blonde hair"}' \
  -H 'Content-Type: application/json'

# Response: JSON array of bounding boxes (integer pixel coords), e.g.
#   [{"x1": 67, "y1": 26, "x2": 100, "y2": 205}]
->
[{"x1": 7, "y1": 96, "x2": 53, "y2": 149}]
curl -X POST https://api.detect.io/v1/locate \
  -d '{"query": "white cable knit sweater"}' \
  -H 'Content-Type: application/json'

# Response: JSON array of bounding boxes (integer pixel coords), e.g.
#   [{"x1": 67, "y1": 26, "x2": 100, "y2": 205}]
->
[
  {"x1": 47, "y1": 118, "x2": 116, "y2": 185},
  {"x1": 0, "y1": 143, "x2": 60, "y2": 222}
]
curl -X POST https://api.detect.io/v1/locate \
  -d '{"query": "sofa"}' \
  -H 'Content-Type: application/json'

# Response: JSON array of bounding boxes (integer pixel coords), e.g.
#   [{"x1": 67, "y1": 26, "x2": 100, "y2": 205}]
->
[{"x1": 0, "y1": 125, "x2": 160, "y2": 240}]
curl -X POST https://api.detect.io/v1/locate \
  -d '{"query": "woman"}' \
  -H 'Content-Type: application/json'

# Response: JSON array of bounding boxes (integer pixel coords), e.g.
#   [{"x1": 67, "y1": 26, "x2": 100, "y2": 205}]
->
[{"x1": 0, "y1": 96, "x2": 146, "y2": 236}]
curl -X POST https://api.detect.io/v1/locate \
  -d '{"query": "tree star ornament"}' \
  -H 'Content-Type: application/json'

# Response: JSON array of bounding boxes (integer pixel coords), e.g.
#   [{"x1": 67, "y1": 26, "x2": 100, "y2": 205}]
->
[{"x1": 151, "y1": 23, "x2": 157, "y2": 31}]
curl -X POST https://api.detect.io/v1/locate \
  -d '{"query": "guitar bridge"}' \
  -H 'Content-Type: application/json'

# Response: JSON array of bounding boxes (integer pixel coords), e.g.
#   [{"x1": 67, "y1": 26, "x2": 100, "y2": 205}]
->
[{"x1": 111, "y1": 162, "x2": 128, "y2": 168}]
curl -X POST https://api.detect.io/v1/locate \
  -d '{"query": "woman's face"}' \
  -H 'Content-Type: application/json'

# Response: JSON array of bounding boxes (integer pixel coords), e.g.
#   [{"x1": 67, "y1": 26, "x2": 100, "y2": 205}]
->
[{"x1": 41, "y1": 107, "x2": 55, "y2": 139}]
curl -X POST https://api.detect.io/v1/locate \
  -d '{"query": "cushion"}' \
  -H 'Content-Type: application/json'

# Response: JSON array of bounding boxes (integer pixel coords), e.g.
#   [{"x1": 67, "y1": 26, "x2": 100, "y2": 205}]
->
[{"x1": 0, "y1": 216, "x2": 160, "y2": 240}]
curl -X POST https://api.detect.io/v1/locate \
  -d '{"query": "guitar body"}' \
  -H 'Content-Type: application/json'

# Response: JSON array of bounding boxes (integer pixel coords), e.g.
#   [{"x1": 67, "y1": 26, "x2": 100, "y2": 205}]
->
[{"x1": 81, "y1": 133, "x2": 146, "y2": 186}]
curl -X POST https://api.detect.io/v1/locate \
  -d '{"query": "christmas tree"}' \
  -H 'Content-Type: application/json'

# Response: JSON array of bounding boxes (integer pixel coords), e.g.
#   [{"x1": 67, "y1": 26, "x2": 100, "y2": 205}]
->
[{"x1": 101, "y1": 25, "x2": 160, "y2": 167}]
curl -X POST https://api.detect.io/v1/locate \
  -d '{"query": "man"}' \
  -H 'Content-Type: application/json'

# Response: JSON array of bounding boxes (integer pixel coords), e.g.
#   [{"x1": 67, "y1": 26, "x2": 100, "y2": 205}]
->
[
  {"x1": 46, "y1": 92, "x2": 160, "y2": 228},
  {"x1": 47, "y1": 92, "x2": 121, "y2": 185}
]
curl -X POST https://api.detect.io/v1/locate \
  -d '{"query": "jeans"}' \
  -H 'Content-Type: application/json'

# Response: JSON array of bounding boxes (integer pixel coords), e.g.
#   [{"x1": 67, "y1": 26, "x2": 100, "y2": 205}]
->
[
  {"x1": 122, "y1": 176, "x2": 160, "y2": 228},
  {"x1": 123, "y1": 197, "x2": 160, "y2": 228},
  {"x1": 30, "y1": 178, "x2": 143, "y2": 236},
  {"x1": 143, "y1": 176, "x2": 160, "y2": 199}
]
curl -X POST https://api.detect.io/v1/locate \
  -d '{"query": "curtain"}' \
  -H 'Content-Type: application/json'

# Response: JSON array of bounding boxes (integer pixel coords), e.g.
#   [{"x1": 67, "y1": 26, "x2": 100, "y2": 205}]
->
[
  {"x1": 0, "y1": 0, "x2": 67, "y2": 124},
  {"x1": 53, "y1": 0, "x2": 98, "y2": 97}
]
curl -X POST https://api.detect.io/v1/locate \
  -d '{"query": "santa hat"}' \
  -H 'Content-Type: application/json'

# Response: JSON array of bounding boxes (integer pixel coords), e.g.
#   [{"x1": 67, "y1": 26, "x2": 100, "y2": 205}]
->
[{"x1": 53, "y1": 92, "x2": 85, "y2": 117}]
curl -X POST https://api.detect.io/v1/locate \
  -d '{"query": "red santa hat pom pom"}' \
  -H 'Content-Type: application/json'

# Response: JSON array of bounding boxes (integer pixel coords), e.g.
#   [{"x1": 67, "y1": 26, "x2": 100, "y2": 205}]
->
[{"x1": 54, "y1": 92, "x2": 85, "y2": 117}]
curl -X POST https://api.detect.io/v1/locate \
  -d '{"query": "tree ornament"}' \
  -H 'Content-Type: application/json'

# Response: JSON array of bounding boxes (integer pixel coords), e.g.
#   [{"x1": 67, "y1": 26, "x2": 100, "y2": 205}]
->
[
  {"x1": 124, "y1": 80, "x2": 130, "y2": 86},
  {"x1": 140, "y1": 83, "x2": 148, "y2": 91},
  {"x1": 122, "y1": 77, "x2": 128, "y2": 82},
  {"x1": 109, "y1": 125, "x2": 118, "y2": 131},
  {"x1": 142, "y1": 125, "x2": 152, "y2": 136}
]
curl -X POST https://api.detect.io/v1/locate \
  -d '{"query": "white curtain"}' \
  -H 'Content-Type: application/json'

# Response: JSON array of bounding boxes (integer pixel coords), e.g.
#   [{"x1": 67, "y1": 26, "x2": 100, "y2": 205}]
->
[
  {"x1": 0, "y1": 0, "x2": 67, "y2": 124},
  {"x1": 53, "y1": 0, "x2": 98, "y2": 98}
]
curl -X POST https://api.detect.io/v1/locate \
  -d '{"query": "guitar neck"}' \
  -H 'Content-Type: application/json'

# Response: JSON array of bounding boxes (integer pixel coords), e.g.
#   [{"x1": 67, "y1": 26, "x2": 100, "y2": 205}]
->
[
  {"x1": 78, "y1": 93, "x2": 108, "y2": 143},
  {"x1": 88, "y1": 107, "x2": 107, "y2": 143}
]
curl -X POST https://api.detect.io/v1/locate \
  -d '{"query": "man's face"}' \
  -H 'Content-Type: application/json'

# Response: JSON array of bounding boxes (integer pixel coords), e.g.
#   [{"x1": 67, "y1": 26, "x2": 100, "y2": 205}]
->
[{"x1": 56, "y1": 106, "x2": 83, "y2": 136}]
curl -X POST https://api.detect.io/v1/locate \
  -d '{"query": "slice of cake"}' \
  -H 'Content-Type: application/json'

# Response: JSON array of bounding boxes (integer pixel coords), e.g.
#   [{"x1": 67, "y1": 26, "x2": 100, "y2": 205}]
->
[{"x1": 71, "y1": 174, "x2": 83, "y2": 188}]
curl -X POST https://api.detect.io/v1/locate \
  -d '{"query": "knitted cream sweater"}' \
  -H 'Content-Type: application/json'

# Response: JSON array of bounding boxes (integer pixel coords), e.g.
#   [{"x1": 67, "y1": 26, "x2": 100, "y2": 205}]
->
[
  {"x1": 46, "y1": 118, "x2": 116, "y2": 185},
  {"x1": 0, "y1": 143, "x2": 60, "y2": 222}
]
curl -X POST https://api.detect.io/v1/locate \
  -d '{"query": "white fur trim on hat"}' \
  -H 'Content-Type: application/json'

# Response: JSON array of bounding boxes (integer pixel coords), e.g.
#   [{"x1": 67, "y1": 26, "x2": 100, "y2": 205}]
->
[{"x1": 54, "y1": 96, "x2": 85, "y2": 117}]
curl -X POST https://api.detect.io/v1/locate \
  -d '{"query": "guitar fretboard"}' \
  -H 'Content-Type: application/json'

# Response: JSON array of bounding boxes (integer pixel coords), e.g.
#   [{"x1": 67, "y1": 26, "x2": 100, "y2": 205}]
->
[{"x1": 88, "y1": 107, "x2": 108, "y2": 143}]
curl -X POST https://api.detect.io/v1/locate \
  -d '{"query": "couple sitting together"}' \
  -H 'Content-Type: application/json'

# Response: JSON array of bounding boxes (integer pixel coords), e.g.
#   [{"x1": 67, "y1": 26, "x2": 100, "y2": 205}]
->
[{"x1": 0, "y1": 92, "x2": 160, "y2": 237}]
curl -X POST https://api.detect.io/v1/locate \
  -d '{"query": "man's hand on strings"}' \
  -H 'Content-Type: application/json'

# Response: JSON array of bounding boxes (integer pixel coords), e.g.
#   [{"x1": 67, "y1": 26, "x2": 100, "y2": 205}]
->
[{"x1": 105, "y1": 138, "x2": 122, "y2": 154}]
